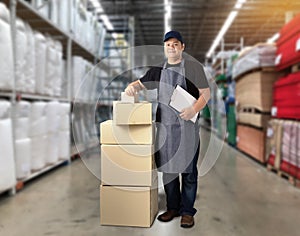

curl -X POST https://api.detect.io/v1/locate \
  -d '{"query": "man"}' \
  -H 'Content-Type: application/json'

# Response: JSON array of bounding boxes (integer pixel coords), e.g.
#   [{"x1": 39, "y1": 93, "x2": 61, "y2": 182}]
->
[{"x1": 125, "y1": 30, "x2": 210, "y2": 228}]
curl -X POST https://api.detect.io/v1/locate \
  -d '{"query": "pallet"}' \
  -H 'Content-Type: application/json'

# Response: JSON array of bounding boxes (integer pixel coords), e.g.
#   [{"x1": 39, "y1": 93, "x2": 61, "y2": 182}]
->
[
  {"x1": 291, "y1": 62, "x2": 300, "y2": 73},
  {"x1": 239, "y1": 106, "x2": 270, "y2": 114},
  {"x1": 0, "y1": 187, "x2": 16, "y2": 197},
  {"x1": 267, "y1": 164, "x2": 300, "y2": 188},
  {"x1": 16, "y1": 159, "x2": 70, "y2": 192}
]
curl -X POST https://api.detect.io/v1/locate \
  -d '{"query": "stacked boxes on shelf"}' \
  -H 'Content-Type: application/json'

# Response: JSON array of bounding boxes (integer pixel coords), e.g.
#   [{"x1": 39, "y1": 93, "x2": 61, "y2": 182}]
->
[
  {"x1": 266, "y1": 120, "x2": 300, "y2": 183},
  {"x1": 14, "y1": 101, "x2": 32, "y2": 179},
  {"x1": 0, "y1": 101, "x2": 16, "y2": 193},
  {"x1": 267, "y1": 14, "x2": 300, "y2": 182},
  {"x1": 99, "y1": 95, "x2": 158, "y2": 227},
  {"x1": 0, "y1": 3, "x2": 13, "y2": 91},
  {"x1": 233, "y1": 44, "x2": 280, "y2": 163}
]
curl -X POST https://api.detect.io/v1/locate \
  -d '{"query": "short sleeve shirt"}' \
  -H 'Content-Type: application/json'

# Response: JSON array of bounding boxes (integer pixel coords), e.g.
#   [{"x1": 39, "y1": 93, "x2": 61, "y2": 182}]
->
[{"x1": 139, "y1": 59, "x2": 209, "y2": 99}]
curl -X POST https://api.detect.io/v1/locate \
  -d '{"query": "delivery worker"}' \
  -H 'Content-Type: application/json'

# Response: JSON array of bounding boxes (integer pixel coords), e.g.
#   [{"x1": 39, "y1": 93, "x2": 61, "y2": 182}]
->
[{"x1": 125, "y1": 30, "x2": 210, "y2": 228}]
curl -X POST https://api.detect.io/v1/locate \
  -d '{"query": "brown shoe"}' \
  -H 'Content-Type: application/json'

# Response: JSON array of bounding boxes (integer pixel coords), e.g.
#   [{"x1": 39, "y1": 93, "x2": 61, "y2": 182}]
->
[
  {"x1": 180, "y1": 215, "x2": 194, "y2": 228},
  {"x1": 157, "y1": 210, "x2": 180, "y2": 222}
]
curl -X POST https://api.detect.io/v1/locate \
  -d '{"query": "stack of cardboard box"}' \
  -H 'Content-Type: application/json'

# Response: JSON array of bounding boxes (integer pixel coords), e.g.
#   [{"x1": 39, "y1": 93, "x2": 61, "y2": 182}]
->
[{"x1": 99, "y1": 96, "x2": 158, "y2": 227}]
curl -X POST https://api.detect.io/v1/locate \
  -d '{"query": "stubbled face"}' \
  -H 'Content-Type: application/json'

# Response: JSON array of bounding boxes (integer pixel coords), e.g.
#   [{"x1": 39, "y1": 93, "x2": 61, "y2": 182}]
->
[{"x1": 164, "y1": 38, "x2": 185, "y2": 61}]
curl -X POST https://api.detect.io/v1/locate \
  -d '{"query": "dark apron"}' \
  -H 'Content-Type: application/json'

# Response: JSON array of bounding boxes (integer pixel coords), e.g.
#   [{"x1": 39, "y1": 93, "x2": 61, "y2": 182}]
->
[{"x1": 155, "y1": 60, "x2": 200, "y2": 173}]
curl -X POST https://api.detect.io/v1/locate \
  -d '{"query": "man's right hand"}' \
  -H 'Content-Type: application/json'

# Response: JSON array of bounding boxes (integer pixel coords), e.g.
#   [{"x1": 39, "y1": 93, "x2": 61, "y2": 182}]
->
[{"x1": 125, "y1": 85, "x2": 136, "y2": 96}]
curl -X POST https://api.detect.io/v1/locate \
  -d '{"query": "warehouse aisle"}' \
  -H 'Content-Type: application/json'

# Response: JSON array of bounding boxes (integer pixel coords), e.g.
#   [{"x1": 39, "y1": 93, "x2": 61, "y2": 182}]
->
[{"x1": 0, "y1": 128, "x2": 300, "y2": 236}]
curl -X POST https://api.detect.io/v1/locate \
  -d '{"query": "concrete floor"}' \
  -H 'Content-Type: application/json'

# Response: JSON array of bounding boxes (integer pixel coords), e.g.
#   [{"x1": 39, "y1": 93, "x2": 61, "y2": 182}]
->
[{"x1": 0, "y1": 128, "x2": 300, "y2": 236}]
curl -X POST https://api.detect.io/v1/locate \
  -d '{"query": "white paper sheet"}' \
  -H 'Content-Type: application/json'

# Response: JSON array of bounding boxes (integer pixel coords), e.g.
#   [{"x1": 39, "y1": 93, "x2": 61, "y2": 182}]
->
[{"x1": 169, "y1": 85, "x2": 198, "y2": 123}]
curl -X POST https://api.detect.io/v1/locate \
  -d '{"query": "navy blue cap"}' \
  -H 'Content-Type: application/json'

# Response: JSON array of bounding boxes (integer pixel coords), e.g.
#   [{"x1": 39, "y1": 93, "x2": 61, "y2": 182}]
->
[{"x1": 163, "y1": 30, "x2": 184, "y2": 43}]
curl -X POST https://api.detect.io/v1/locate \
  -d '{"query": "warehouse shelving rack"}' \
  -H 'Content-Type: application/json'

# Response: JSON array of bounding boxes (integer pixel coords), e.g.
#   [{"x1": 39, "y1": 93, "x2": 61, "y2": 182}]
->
[
  {"x1": 1, "y1": 0, "x2": 131, "y2": 194},
  {"x1": 206, "y1": 39, "x2": 244, "y2": 142}
]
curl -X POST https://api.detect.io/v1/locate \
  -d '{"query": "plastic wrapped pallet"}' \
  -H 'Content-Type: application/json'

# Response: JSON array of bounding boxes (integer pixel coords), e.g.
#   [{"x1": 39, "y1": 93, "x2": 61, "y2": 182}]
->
[
  {"x1": 54, "y1": 40, "x2": 63, "y2": 96},
  {"x1": 58, "y1": 0, "x2": 69, "y2": 32},
  {"x1": 72, "y1": 56, "x2": 86, "y2": 99},
  {"x1": 34, "y1": 31, "x2": 47, "y2": 94},
  {"x1": 45, "y1": 101, "x2": 60, "y2": 133},
  {"x1": 30, "y1": 102, "x2": 47, "y2": 137},
  {"x1": 44, "y1": 37, "x2": 63, "y2": 96},
  {"x1": 15, "y1": 101, "x2": 31, "y2": 118},
  {"x1": 0, "y1": 118, "x2": 16, "y2": 192},
  {"x1": 0, "y1": 3, "x2": 14, "y2": 90},
  {"x1": 232, "y1": 43, "x2": 277, "y2": 80},
  {"x1": 70, "y1": 0, "x2": 78, "y2": 34},
  {"x1": 35, "y1": 0, "x2": 49, "y2": 19},
  {"x1": 281, "y1": 121, "x2": 300, "y2": 168},
  {"x1": 44, "y1": 37, "x2": 57, "y2": 95},
  {"x1": 15, "y1": 101, "x2": 31, "y2": 140},
  {"x1": 15, "y1": 118, "x2": 30, "y2": 140},
  {"x1": 75, "y1": 3, "x2": 87, "y2": 45},
  {"x1": 60, "y1": 102, "x2": 71, "y2": 116},
  {"x1": 31, "y1": 135, "x2": 47, "y2": 170},
  {"x1": 15, "y1": 138, "x2": 31, "y2": 179},
  {"x1": 59, "y1": 131, "x2": 70, "y2": 160},
  {"x1": 50, "y1": 0, "x2": 59, "y2": 25},
  {"x1": 46, "y1": 133, "x2": 59, "y2": 164},
  {"x1": 24, "y1": 23, "x2": 36, "y2": 93},
  {"x1": 0, "y1": 100, "x2": 10, "y2": 119},
  {"x1": 61, "y1": 60, "x2": 69, "y2": 99},
  {"x1": 60, "y1": 103, "x2": 70, "y2": 130},
  {"x1": 15, "y1": 18, "x2": 27, "y2": 92},
  {"x1": 265, "y1": 119, "x2": 284, "y2": 169}
]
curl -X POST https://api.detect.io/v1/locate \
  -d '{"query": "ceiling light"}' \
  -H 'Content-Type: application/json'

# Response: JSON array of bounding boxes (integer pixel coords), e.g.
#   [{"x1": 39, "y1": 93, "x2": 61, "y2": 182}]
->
[
  {"x1": 234, "y1": 0, "x2": 247, "y2": 9},
  {"x1": 267, "y1": 33, "x2": 280, "y2": 43},
  {"x1": 164, "y1": 0, "x2": 172, "y2": 33},
  {"x1": 206, "y1": 0, "x2": 247, "y2": 58},
  {"x1": 206, "y1": 11, "x2": 238, "y2": 58},
  {"x1": 100, "y1": 15, "x2": 114, "y2": 31}
]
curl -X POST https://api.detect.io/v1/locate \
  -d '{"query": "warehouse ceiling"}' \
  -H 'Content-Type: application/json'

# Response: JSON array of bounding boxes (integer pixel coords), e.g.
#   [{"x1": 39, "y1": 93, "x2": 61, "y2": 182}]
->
[{"x1": 92, "y1": 0, "x2": 300, "y2": 63}]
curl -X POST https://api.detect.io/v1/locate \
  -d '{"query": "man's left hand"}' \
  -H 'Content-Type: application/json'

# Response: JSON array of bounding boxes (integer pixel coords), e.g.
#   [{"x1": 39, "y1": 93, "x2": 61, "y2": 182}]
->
[{"x1": 180, "y1": 106, "x2": 196, "y2": 121}]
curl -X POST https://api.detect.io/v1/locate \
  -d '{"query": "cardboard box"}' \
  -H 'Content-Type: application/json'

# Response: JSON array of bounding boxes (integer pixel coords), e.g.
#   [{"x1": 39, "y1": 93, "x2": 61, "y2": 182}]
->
[
  {"x1": 237, "y1": 124, "x2": 266, "y2": 163},
  {"x1": 121, "y1": 92, "x2": 139, "y2": 103},
  {"x1": 101, "y1": 145, "x2": 157, "y2": 186},
  {"x1": 235, "y1": 71, "x2": 280, "y2": 112},
  {"x1": 113, "y1": 101, "x2": 152, "y2": 125},
  {"x1": 100, "y1": 185, "x2": 158, "y2": 227},
  {"x1": 100, "y1": 120, "x2": 154, "y2": 145}
]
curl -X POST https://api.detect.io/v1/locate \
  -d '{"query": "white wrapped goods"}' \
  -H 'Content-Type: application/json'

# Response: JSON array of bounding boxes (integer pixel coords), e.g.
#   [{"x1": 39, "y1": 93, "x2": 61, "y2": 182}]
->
[
  {"x1": 58, "y1": 0, "x2": 69, "y2": 32},
  {"x1": 0, "y1": 100, "x2": 10, "y2": 119},
  {"x1": 24, "y1": 23, "x2": 36, "y2": 93},
  {"x1": 15, "y1": 138, "x2": 31, "y2": 179},
  {"x1": 232, "y1": 43, "x2": 277, "y2": 80},
  {"x1": 15, "y1": 18, "x2": 28, "y2": 92},
  {"x1": 44, "y1": 37, "x2": 57, "y2": 95},
  {"x1": 35, "y1": 0, "x2": 49, "y2": 19},
  {"x1": 0, "y1": 3, "x2": 14, "y2": 90},
  {"x1": 46, "y1": 133, "x2": 59, "y2": 164},
  {"x1": 45, "y1": 101, "x2": 60, "y2": 133},
  {"x1": 31, "y1": 135, "x2": 47, "y2": 171},
  {"x1": 15, "y1": 101, "x2": 31, "y2": 118},
  {"x1": 59, "y1": 131, "x2": 70, "y2": 160},
  {"x1": 60, "y1": 115, "x2": 70, "y2": 131},
  {"x1": 30, "y1": 102, "x2": 47, "y2": 137},
  {"x1": 53, "y1": 40, "x2": 63, "y2": 96},
  {"x1": 34, "y1": 31, "x2": 47, "y2": 94},
  {"x1": 0, "y1": 119, "x2": 16, "y2": 192},
  {"x1": 15, "y1": 117, "x2": 30, "y2": 140},
  {"x1": 50, "y1": 0, "x2": 59, "y2": 25}
]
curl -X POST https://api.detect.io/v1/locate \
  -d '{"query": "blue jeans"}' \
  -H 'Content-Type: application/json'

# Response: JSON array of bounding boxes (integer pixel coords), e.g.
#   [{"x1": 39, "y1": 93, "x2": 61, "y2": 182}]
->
[{"x1": 162, "y1": 145, "x2": 199, "y2": 216}]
